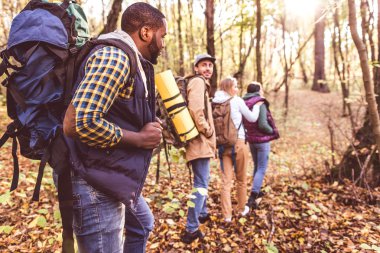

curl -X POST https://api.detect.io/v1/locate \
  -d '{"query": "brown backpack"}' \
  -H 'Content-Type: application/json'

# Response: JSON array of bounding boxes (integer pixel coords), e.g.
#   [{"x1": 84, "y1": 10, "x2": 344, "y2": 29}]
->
[
  {"x1": 156, "y1": 75, "x2": 208, "y2": 149},
  {"x1": 212, "y1": 98, "x2": 239, "y2": 147}
]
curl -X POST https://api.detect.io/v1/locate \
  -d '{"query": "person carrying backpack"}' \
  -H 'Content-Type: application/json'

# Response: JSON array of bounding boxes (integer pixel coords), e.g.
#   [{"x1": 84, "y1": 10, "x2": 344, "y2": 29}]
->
[
  {"x1": 243, "y1": 82, "x2": 279, "y2": 209},
  {"x1": 212, "y1": 77, "x2": 262, "y2": 222},
  {"x1": 0, "y1": 1, "x2": 91, "y2": 252},
  {"x1": 63, "y1": 3, "x2": 166, "y2": 252},
  {"x1": 181, "y1": 53, "x2": 216, "y2": 244}
]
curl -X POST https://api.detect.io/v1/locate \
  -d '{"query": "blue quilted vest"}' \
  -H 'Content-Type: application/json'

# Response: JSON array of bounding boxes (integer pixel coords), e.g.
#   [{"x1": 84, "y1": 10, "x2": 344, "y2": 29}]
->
[{"x1": 66, "y1": 45, "x2": 155, "y2": 207}]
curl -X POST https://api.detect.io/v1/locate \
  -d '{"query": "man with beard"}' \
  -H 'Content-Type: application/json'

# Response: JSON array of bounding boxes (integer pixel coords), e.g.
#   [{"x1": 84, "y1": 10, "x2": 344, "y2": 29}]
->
[
  {"x1": 63, "y1": 2, "x2": 167, "y2": 252},
  {"x1": 181, "y1": 54, "x2": 217, "y2": 244}
]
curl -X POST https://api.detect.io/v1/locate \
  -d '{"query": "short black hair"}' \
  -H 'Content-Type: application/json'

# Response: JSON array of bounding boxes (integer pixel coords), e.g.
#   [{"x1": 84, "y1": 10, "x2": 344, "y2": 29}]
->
[
  {"x1": 247, "y1": 82, "x2": 262, "y2": 93},
  {"x1": 121, "y1": 2, "x2": 165, "y2": 34}
]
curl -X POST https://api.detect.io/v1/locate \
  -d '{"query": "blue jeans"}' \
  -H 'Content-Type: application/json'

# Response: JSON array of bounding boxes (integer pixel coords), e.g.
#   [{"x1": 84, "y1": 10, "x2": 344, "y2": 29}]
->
[
  {"x1": 71, "y1": 175, "x2": 154, "y2": 253},
  {"x1": 249, "y1": 142, "x2": 271, "y2": 193},
  {"x1": 186, "y1": 158, "x2": 210, "y2": 232}
]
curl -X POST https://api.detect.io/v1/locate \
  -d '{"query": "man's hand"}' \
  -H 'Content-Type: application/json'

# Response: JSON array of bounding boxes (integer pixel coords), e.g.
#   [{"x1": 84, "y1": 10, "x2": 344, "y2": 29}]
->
[
  {"x1": 119, "y1": 121, "x2": 162, "y2": 149},
  {"x1": 138, "y1": 122, "x2": 162, "y2": 149}
]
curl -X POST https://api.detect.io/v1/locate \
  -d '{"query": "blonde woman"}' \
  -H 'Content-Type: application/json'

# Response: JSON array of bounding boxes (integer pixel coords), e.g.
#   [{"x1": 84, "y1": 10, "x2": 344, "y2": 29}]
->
[{"x1": 212, "y1": 77, "x2": 262, "y2": 222}]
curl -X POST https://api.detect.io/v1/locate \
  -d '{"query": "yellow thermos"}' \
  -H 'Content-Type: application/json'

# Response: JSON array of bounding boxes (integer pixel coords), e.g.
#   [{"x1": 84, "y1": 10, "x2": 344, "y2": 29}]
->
[{"x1": 155, "y1": 70, "x2": 199, "y2": 143}]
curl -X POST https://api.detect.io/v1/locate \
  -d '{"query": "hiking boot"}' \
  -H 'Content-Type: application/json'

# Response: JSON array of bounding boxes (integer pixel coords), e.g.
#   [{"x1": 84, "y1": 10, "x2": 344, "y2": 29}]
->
[
  {"x1": 198, "y1": 214, "x2": 211, "y2": 224},
  {"x1": 181, "y1": 229, "x2": 205, "y2": 244},
  {"x1": 247, "y1": 192, "x2": 259, "y2": 209},
  {"x1": 257, "y1": 191, "x2": 265, "y2": 198}
]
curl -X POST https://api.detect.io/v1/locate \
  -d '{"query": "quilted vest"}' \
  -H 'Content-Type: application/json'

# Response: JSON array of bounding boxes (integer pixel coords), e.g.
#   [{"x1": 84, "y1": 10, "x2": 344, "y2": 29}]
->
[
  {"x1": 66, "y1": 44, "x2": 155, "y2": 207},
  {"x1": 243, "y1": 96, "x2": 279, "y2": 144}
]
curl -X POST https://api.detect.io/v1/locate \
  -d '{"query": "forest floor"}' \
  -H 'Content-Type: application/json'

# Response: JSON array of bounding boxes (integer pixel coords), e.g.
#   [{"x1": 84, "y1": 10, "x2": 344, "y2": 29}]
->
[{"x1": 0, "y1": 89, "x2": 379, "y2": 253}]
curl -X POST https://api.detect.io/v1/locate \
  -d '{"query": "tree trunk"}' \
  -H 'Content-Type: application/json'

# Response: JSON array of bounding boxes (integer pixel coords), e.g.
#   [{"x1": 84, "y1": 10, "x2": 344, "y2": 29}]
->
[
  {"x1": 360, "y1": 0, "x2": 368, "y2": 46},
  {"x1": 255, "y1": 0, "x2": 262, "y2": 84},
  {"x1": 336, "y1": 0, "x2": 380, "y2": 187},
  {"x1": 99, "y1": 0, "x2": 123, "y2": 35},
  {"x1": 162, "y1": 0, "x2": 170, "y2": 70},
  {"x1": 299, "y1": 56, "x2": 308, "y2": 85},
  {"x1": 235, "y1": 4, "x2": 244, "y2": 89},
  {"x1": 281, "y1": 14, "x2": 289, "y2": 116},
  {"x1": 187, "y1": 0, "x2": 195, "y2": 71},
  {"x1": 348, "y1": 0, "x2": 380, "y2": 160},
  {"x1": 177, "y1": 0, "x2": 185, "y2": 76},
  {"x1": 206, "y1": 0, "x2": 217, "y2": 96},
  {"x1": 234, "y1": 0, "x2": 255, "y2": 94},
  {"x1": 312, "y1": 2, "x2": 330, "y2": 93},
  {"x1": 333, "y1": 6, "x2": 355, "y2": 132},
  {"x1": 377, "y1": 0, "x2": 380, "y2": 103},
  {"x1": 218, "y1": 16, "x2": 224, "y2": 83}
]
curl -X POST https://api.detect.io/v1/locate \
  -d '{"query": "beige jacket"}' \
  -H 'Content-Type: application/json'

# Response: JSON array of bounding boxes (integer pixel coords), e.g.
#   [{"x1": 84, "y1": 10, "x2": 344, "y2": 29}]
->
[{"x1": 185, "y1": 76, "x2": 216, "y2": 161}]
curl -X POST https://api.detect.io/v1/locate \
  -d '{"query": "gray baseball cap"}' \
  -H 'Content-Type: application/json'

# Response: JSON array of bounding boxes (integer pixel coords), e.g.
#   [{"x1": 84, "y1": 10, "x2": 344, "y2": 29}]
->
[{"x1": 194, "y1": 54, "x2": 216, "y2": 66}]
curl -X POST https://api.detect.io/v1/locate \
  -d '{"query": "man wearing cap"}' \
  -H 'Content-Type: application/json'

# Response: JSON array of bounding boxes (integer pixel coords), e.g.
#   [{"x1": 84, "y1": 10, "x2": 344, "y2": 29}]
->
[{"x1": 181, "y1": 54, "x2": 216, "y2": 244}]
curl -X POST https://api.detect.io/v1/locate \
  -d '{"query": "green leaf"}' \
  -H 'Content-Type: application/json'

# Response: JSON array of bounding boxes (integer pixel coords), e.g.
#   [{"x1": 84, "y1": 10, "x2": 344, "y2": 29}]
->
[
  {"x1": 0, "y1": 192, "x2": 11, "y2": 205},
  {"x1": 187, "y1": 201, "x2": 195, "y2": 208},
  {"x1": 171, "y1": 153, "x2": 179, "y2": 163},
  {"x1": 360, "y1": 244, "x2": 372, "y2": 250},
  {"x1": 263, "y1": 186, "x2": 271, "y2": 193},
  {"x1": 167, "y1": 191, "x2": 174, "y2": 200},
  {"x1": 301, "y1": 182, "x2": 310, "y2": 190},
  {"x1": 179, "y1": 210, "x2": 185, "y2": 217},
  {"x1": 178, "y1": 193, "x2": 186, "y2": 199},
  {"x1": 163, "y1": 205, "x2": 175, "y2": 214},
  {"x1": 265, "y1": 243, "x2": 279, "y2": 253},
  {"x1": 48, "y1": 238, "x2": 55, "y2": 245},
  {"x1": 28, "y1": 216, "x2": 47, "y2": 228},
  {"x1": 38, "y1": 209, "x2": 49, "y2": 215},
  {"x1": 372, "y1": 245, "x2": 380, "y2": 252},
  {"x1": 37, "y1": 216, "x2": 47, "y2": 228},
  {"x1": 45, "y1": 178, "x2": 55, "y2": 186},
  {"x1": 170, "y1": 202, "x2": 180, "y2": 209},
  {"x1": 0, "y1": 226, "x2": 14, "y2": 234},
  {"x1": 28, "y1": 216, "x2": 39, "y2": 228},
  {"x1": 54, "y1": 210, "x2": 62, "y2": 221},
  {"x1": 238, "y1": 217, "x2": 247, "y2": 225},
  {"x1": 307, "y1": 203, "x2": 321, "y2": 213}
]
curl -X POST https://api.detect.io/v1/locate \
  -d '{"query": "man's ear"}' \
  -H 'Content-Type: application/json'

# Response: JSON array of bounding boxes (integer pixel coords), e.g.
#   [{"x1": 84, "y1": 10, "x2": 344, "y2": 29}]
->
[{"x1": 139, "y1": 26, "x2": 153, "y2": 42}]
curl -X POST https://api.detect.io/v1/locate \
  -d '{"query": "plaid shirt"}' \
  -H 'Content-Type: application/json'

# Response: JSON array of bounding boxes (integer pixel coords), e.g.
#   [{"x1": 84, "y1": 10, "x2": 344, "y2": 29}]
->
[{"x1": 72, "y1": 46, "x2": 134, "y2": 148}]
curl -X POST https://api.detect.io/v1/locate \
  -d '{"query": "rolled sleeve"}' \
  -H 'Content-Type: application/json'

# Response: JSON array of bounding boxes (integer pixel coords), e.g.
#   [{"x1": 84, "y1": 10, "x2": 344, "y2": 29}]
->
[{"x1": 72, "y1": 46, "x2": 130, "y2": 148}]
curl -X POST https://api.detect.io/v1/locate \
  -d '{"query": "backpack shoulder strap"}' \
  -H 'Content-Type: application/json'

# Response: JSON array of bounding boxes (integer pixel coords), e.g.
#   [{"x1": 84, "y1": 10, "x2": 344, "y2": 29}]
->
[
  {"x1": 189, "y1": 75, "x2": 210, "y2": 121},
  {"x1": 76, "y1": 38, "x2": 138, "y2": 80}
]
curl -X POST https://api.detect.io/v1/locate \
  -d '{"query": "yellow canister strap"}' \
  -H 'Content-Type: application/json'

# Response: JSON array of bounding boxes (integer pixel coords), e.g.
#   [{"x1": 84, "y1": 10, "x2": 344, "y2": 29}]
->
[
  {"x1": 167, "y1": 102, "x2": 187, "y2": 115},
  {"x1": 162, "y1": 92, "x2": 181, "y2": 103},
  {"x1": 178, "y1": 125, "x2": 197, "y2": 137}
]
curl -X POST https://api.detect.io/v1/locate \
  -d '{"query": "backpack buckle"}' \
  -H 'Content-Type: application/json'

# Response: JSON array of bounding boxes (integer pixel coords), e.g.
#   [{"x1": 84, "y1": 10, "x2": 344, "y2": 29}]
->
[
  {"x1": 69, "y1": 47, "x2": 78, "y2": 55},
  {"x1": 6, "y1": 122, "x2": 19, "y2": 137}
]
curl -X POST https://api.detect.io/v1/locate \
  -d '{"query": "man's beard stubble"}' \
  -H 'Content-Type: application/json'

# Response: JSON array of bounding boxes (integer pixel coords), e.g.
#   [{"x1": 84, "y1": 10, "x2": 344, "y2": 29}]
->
[{"x1": 148, "y1": 35, "x2": 160, "y2": 65}]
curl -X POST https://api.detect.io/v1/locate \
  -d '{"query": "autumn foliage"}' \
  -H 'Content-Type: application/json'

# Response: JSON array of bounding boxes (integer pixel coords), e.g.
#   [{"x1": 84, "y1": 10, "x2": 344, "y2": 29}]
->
[{"x1": 1, "y1": 90, "x2": 379, "y2": 252}]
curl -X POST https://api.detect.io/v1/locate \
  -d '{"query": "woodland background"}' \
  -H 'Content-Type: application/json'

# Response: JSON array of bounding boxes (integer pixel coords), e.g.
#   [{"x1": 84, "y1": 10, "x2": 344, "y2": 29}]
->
[{"x1": 0, "y1": 0, "x2": 380, "y2": 252}]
